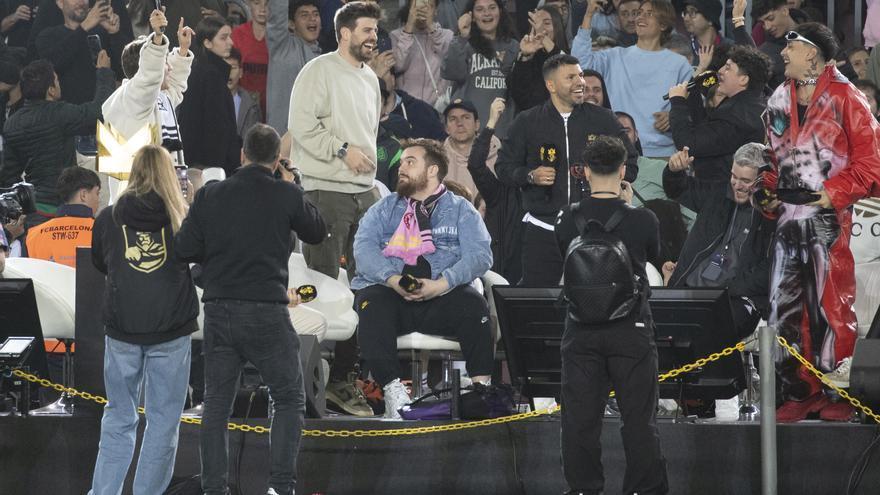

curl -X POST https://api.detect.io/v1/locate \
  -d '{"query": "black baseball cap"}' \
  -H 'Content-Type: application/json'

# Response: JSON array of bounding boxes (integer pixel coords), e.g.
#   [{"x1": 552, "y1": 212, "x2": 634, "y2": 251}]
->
[{"x1": 443, "y1": 99, "x2": 479, "y2": 121}]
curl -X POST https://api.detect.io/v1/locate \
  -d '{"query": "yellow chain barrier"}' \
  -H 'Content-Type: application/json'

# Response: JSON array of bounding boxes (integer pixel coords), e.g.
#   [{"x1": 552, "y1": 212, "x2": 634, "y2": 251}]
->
[
  {"x1": 776, "y1": 335, "x2": 880, "y2": 424},
  {"x1": 10, "y1": 340, "x2": 749, "y2": 437}
]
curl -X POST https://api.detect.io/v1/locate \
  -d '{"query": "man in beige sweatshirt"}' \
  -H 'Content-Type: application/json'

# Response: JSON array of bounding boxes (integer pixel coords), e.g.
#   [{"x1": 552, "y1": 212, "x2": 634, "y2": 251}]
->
[{"x1": 288, "y1": 1, "x2": 382, "y2": 417}]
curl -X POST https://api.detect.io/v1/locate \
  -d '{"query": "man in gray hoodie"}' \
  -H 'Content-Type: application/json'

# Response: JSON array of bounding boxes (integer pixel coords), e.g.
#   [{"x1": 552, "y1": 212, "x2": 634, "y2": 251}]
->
[{"x1": 266, "y1": 0, "x2": 321, "y2": 134}]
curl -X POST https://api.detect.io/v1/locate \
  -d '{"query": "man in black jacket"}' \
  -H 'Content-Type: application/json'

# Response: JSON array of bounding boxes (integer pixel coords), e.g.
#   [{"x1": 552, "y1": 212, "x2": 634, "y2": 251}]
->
[
  {"x1": 175, "y1": 124, "x2": 326, "y2": 495},
  {"x1": 662, "y1": 142, "x2": 776, "y2": 339},
  {"x1": 467, "y1": 97, "x2": 523, "y2": 283},
  {"x1": 34, "y1": 0, "x2": 132, "y2": 104},
  {"x1": 1, "y1": 55, "x2": 114, "y2": 228},
  {"x1": 496, "y1": 53, "x2": 637, "y2": 286},
  {"x1": 666, "y1": 45, "x2": 771, "y2": 182}
]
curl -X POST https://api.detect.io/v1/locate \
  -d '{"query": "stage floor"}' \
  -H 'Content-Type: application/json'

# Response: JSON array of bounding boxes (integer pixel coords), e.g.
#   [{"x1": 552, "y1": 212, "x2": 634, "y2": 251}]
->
[{"x1": 1, "y1": 413, "x2": 878, "y2": 494}]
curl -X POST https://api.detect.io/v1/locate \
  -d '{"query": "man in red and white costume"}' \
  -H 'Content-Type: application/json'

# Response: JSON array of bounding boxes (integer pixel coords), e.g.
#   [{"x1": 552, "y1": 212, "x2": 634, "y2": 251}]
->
[{"x1": 761, "y1": 22, "x2": 880, "y2": 422}]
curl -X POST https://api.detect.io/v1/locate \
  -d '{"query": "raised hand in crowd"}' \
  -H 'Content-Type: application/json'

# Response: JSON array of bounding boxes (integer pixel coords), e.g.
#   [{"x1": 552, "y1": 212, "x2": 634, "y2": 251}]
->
[
  {"x1": 82, "y1": 0, "x2": 112, "y2": 32},
  {"x1": 695, "y1": 45, "x2": 714, "y2": 73},
  {"x1": 2, "y1": 4, "x2": 31, "y2": 29},
  {"x1": 149, "y1": 9, "x2": 167, "y2": 44},
  {"x1": 96, "y1": 49, "x2": 111, "y2": 69},
  {"x1": 518, "y1": 32, "x2": 543, "y2": 59},
  {"x1": 487, "y1": 97, "x2": 506, "y2": 129},
  {"x1": 370, "y1": 51, "x2": 395, "y2": 78},
  {"x1": 178, "y1": 17, "x2": 195, "y2": 56},
  {"x1": 653, "y1": 110, "x2": 670, "y2": 132},
  {"x1": 101, "y1": 9, "x2": 121, "y2": 35},
  {"x1": 457, "y1": 11, "x2": 472, "y2": 37},
  {"x1": 667, "y1": 146, "x2": 694, "y2": 172},
  {"x1": 732, "y1": 0, "x2": 747, "y2": 22},
  {"x1": 583, "y1": 0, "x2": 607, "y2": 25},
  {"x1": 404, "y1": 0, "x2": 430, "y2": 33},
  {"x1": 527, "y1": 10, "x2": 555, "y2": 53},
  {"x1": 343, "y1": 146, "x2": 376, "y2": 175}
]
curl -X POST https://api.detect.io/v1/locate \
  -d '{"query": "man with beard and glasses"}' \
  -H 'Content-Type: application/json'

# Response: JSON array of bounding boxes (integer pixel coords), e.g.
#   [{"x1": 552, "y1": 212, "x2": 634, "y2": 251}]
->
[
  {"x1": 351, "y1": 138, "x2": 493, "y2": 419},
  {"x1": 496, "y1": 53, "x2": 637, "y2": 286},
  {"x1": 760, "y1": 23, "x2": 880, "y2": 423},
  {"x1": 288, "y1": 1, "x2": 382, "y2": 417}
]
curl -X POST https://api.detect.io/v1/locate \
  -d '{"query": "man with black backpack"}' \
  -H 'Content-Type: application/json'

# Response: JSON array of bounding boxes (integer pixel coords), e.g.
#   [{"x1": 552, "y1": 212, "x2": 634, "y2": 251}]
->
[{"x1": 554, "y1": 136, "x2": 668, "y2": 495}]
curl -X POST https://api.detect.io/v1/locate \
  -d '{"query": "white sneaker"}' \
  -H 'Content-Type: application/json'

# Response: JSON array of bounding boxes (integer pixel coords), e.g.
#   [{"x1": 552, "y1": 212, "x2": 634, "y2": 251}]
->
[
  {"x1": 383, "y1": 378, "x2": 412, "y2": 419},
  {"x1": 825, "y1": 357, "x2": 852, "y2": 388}
]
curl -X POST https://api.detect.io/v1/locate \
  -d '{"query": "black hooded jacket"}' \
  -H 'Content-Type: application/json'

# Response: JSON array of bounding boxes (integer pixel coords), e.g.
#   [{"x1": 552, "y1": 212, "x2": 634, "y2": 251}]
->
[
  {"x1": 668, "y1": 88, "x2": 767, "y2": 182},
  {"x1": 91, "y1": 192, "x2": 199, "y2": 345},
  {"x1": 495, "y1": 100, "x2": 638, "y2": 222}
]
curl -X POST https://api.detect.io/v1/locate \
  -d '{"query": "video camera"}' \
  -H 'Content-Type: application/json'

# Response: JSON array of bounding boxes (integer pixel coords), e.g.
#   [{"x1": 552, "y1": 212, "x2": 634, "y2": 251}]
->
[{"x1": 0, "y1": 182, "x2": 36, "y2": 224}]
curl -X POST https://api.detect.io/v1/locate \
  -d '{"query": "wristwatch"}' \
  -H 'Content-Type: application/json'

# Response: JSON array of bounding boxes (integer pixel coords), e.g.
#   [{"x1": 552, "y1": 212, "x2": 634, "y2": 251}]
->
[
  {"x1": 527, "y1": 170, "x2": 536, "y2": 185},
  {"x1": 336, "y1": 142, "x2": 349, "y2": 159}
]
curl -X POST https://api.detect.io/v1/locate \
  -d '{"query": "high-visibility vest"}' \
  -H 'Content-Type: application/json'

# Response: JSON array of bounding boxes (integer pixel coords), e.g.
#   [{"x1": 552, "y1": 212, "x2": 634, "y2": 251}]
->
[{"x1": 25, "y1": 216, "x2": 94, "y2": 268}]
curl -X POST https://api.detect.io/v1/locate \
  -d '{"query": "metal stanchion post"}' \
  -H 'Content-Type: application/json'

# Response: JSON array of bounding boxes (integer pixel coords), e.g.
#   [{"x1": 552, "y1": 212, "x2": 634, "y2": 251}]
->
[{"x1": 759, "y1": 325, "x2": 777, "y2": 495}]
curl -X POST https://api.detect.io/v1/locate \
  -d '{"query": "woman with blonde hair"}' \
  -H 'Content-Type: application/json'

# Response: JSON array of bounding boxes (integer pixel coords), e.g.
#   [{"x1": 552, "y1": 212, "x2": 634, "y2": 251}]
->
[{"x1": 88, "y1": 144, "x2": 199, "y2": 495}]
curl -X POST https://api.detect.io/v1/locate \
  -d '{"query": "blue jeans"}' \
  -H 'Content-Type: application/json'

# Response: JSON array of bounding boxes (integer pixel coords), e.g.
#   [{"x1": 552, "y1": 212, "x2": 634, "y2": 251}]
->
[
  {"x1": 200, "y1": 300, "x2": 304, "y2": 495},
  {"x1": 89, "y1": 334, "x2": 192, "y2": 495}
]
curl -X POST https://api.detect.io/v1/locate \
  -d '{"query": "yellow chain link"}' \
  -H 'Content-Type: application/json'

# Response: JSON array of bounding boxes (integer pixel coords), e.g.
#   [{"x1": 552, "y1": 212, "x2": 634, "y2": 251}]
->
[
  {"x1": 9, "y1": 340, "x2": 749, "y2": 437},
  {"x1": 776, "y1": 336, "x2": 880, "y2": 424}
]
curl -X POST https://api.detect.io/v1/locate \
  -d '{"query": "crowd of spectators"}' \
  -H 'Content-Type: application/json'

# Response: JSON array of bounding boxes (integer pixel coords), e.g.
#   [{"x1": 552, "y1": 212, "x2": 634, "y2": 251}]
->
[{"x1": 0, "y1": 0, "x2": 878, "y2": 461}]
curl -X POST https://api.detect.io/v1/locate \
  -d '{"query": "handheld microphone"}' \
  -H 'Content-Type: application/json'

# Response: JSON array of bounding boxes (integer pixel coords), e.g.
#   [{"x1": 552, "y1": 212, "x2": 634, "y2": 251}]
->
[
  {"x1": 155, "y1": 0, "x2": 165, "y2": 33},
  {"x1": 296, "y1": 284, "x2": 317, "y2": 303},
  {"x1": 539, "y1": 143, "x2": 558, "y2": 197},
  {"x1": 662, "y1": 70, "x2": 717, "y2": 100}
]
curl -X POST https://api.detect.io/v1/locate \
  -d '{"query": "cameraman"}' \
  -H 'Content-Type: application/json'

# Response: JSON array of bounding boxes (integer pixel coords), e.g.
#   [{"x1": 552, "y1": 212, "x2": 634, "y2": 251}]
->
[
  {"x1": 174, "y1": 124, "x2": 326, "y2": 495},
  {"x1": 1, "y1": 55, "x2": 114, "y2": 228}
]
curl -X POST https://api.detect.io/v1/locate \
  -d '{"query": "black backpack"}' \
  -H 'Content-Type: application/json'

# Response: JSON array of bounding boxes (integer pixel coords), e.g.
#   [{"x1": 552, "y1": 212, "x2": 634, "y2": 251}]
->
[{"x1": 563, "y1": 203, "x2": 641, "y2": 324}]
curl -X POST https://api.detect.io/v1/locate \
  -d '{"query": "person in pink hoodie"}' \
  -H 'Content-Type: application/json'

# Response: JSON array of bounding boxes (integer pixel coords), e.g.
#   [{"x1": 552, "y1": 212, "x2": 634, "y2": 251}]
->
[{"x1": 391, "y1": 0, "x2": 454, "y2": 107}]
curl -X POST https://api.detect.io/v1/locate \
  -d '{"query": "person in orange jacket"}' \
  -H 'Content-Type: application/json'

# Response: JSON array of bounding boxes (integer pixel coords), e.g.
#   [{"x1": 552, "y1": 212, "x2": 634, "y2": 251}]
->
[{"x1": 26, "y1": 167, "x2": 101, "y2": 268}]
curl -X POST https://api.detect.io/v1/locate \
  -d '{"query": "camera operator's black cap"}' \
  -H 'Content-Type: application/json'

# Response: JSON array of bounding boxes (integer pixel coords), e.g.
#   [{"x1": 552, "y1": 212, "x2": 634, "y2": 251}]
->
[
  {"x1": 443, "y1": 99, "x2": 479, "y2": 121},
  {"x1": 684, "y1": 0, "x2": 722, "y2": 30}
]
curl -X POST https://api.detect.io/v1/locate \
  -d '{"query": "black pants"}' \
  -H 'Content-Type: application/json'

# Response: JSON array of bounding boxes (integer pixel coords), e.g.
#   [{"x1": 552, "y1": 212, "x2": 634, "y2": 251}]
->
[
  {"x1": 561, "y1": 317, "x2": 668, "y2": 495},
  {"x1": 520, "y1": 223, "x2": 563, "y2": 286},
  {"x1": 355, "y1": 284, "x2": 494, "y2": 387},
  {"x1": 200, "y1": 301, "x2": 304, "y2": 495}
]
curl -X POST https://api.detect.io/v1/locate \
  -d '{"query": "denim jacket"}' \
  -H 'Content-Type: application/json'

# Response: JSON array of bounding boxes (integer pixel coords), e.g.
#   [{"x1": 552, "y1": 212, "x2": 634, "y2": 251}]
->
[{"x1": 352, "y1": 191, "x2": 493, "y2": 290}]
